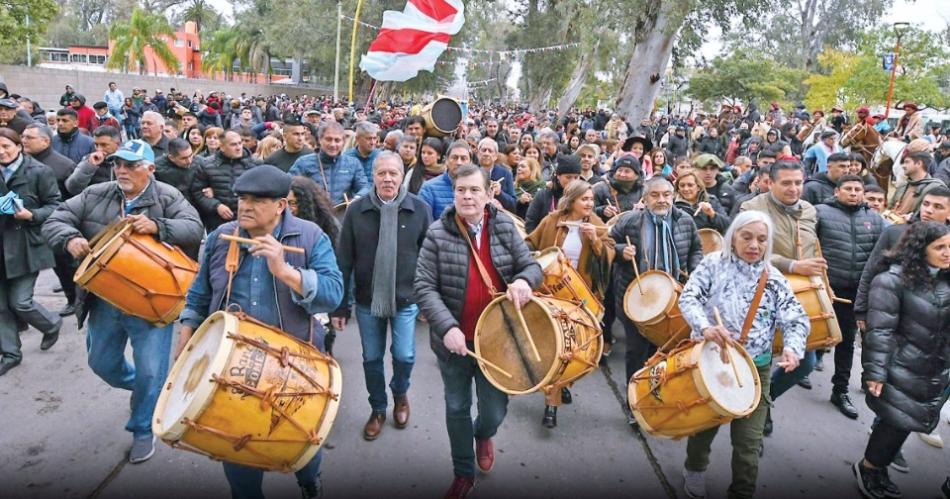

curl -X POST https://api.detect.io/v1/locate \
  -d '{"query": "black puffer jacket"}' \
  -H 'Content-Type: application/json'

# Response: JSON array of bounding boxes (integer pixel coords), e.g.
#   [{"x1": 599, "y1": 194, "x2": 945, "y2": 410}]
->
[
  {"x1": 815, "y1": 201, "x2": 884, "y2": 293},
  {"x1": 154, "y1": 154, "x2": 203, "y2": 207},
  {"x1": 674, "y1": 193, "x2": 730, "y2": 233},
  {"x1": 524, "y1": 184, "x2": 560, "y2": 233},
  {"x1": 190, "y1": 150, "x2": 261, "y2": 229},
  {"x1": 414, "y1": 204, "x2": 544, "y2": 361},
  {"x1": 705, "y1": 176, "x2": 737, "y2": 215},
  {"x1": 608, "y1": 207, "x2": 703, "y2": 301},
  {"x1": 802, "y1": 173, "x2": 837, "y2": 206},
  {"x1": 863, "y1": 266, "x2": 950, "y2": 433}
]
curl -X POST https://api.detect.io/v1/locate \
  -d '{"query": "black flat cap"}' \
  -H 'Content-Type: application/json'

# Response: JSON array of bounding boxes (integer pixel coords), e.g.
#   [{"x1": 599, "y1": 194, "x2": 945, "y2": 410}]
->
[
  {"x1": 555, "y1": 154, "x2": 582, "y2": 175},
  {"x1": 233, "y1": 164, "x2": 292, "y2": 199}
]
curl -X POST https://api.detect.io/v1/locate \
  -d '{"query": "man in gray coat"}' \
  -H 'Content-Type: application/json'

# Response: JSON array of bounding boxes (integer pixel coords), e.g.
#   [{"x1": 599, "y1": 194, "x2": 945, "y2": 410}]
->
[
  {"x1": 414, "y1": 164, "x2": 542, "y2": 498},
  {"x1": 42, "y1": 139, "x2": 202, "y2": 464}
]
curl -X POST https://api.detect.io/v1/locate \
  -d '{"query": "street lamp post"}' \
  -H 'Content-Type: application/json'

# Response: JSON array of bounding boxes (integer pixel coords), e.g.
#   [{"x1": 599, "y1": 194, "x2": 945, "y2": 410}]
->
[
  {"x1": 334, "y1": 1, "x2": 342, "y2": 102},
  {"x1": 884, "y1": 21, "x2": 910, "y2": 119}
]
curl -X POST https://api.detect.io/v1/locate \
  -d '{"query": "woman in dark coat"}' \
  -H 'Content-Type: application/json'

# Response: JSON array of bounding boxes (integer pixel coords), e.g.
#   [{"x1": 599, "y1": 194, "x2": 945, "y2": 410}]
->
[
  {"x1": 854, "y1": 221, "x2": 950, "y2": 499},
  {"x1": 0, "y1": 129, "x2": 62, "y2": 375}
]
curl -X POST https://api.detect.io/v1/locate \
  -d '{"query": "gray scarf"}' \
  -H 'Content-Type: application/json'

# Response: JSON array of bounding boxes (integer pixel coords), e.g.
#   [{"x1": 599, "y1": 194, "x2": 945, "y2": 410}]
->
[{"x1": 369, "y1": 185, "x2": 408, "y2": 317}]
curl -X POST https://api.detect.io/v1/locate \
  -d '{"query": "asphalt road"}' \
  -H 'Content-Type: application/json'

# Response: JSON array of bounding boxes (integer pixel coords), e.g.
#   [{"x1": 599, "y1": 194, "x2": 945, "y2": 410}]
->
[{"x1": 1, "y1": 269, "x2": 947, "y2": 499}]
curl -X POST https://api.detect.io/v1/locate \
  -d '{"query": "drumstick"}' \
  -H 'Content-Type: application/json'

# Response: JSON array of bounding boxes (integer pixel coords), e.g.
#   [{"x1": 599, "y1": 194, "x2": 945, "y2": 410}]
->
[
  {"x1": 713, "y1": 306, "x2": 743, "y2": 388},
  {"x1": 693, "y1": 206, "x2": 702, "y2": 217},
  {"x1": 556, "y1": 221, "x2": 609, "y2": 231},
  {"x1": 625, "y1": 235, "x2": 644, "y2": 295},
  {"x1": 513, "y1": 302, "x2": 542, "y2": 363},
  {"x1": 814, "y1": 240, "x2": 841, "y2": 302},
  {"x1": 219, "y1": 234, "x2": 306, "y2": 254},
  {"x1": 465, "y1": 349, "x2": 513, "y2": 378}
]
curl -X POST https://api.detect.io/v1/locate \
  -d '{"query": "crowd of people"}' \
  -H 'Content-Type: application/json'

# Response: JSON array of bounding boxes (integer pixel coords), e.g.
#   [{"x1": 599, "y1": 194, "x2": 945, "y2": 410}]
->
[{"x1": 0, "y1": 79, "x2": 948, "y2": 499}]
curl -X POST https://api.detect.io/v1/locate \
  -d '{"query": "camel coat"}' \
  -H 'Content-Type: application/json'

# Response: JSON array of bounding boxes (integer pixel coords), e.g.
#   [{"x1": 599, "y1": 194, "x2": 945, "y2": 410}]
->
[{"x1": 525, "y1": 211, "x2": 616, "y2": 299}]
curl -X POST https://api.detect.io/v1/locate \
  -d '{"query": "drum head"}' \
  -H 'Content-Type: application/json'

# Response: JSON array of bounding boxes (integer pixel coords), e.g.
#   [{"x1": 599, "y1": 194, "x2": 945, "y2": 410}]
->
[
  {"x1": 535, "y1": 247, "x2": 561, "y2": 270},
  {"x1": 153, "y1": 312, "x2": 235, "y2": 440},
  {"x1": 698, "y1": 229, "x2": 724, "y2": 255},
  {"x1": 626, "y1": 272, "x2": 676, "y2": 323},
  {"x1": 430, "y1": 98, "x2": 462, "y2": 133},
  {"x1": 697, "y1": 341, "x2": 757, "y2": 415},
  {"x1": 475, "y1": 297, "x2": 560, "y2": 394}
]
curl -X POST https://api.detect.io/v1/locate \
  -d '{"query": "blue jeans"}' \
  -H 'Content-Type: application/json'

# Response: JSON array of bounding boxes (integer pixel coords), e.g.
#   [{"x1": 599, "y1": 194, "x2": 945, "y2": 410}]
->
[
  {"x1": 354, "y1": 303, "x2": 417, "y2": 412},
  {"x1": 438, "y1": 349, "x2": 509, "y2": 478},
  {"x1": 223, "y1": 451, "x2": 322, "y2": 499},
  {"x1": 770, "y1": 350, "x2": 817, "y2": 400},
  {"x1": 85, "y1": 299, "x2": 172, "y2": 438}
]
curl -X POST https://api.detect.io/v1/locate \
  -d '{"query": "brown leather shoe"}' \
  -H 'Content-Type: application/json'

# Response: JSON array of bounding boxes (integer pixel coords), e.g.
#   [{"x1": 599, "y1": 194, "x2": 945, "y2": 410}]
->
[
  {"x1": 475, "y1": 438, "x2": 494, "y2": 473},
  {"x1": 363, "y1": 411, "x2": 385, "y2": 441},
  {"x1": 393, "y1": 395, "x2": 410, "y2": 429}
]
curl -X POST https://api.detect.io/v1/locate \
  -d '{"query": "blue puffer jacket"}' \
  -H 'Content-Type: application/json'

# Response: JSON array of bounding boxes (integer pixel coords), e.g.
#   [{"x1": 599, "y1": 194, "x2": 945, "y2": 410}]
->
[
  {"x1": 289, "y1": 151, "x2": 370, "y2": 206},
  {"x1": 418, "y1": 172, "x2": 455, "y2": 218},
  {"x1": 343, "y1": 147, "x2": 380, "y2": 182}
]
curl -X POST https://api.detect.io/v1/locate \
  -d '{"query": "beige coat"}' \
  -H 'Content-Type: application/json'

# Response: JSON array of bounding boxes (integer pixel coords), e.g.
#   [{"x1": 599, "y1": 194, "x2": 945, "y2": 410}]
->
[{"x1": 740, "y1": 193, "x2": 818, "y2": 273}]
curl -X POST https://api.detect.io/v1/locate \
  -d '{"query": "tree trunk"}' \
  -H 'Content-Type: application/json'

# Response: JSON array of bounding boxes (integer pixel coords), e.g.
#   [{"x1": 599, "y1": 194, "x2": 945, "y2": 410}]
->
[
  {"x1": 556, "y1": 45, "x2": 595, "y2": 122},
  {"x1": 528, "y1": 87, "x2": 552, "y2": 114},
  {"x1": 615, "y1": 2, "x2": 679, "y2": 122}
]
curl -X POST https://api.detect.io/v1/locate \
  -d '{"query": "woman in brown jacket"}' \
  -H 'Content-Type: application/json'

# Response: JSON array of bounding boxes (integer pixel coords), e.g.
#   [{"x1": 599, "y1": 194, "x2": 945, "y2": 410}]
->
[{"x1": 526, "y1": 179, "x2": 615, "y2": 428}]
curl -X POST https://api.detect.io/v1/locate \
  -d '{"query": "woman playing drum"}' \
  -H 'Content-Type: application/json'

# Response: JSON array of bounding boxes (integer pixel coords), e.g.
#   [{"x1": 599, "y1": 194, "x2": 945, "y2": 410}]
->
[
  {"x1": 677, "y1": 211, "x2": 809, "y2": 499},
  {"x1": 525, "y1": 179, "x2": 615, "y2": 428}
]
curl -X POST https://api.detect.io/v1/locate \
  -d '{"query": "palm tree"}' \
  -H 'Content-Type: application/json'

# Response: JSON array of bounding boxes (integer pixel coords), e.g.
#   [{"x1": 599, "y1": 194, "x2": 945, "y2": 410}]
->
[
  {"x1": 234, "y1": 26, "x2": 271, "y2": 83},
  {"x1": 203, "y1": 27, "x2": 240, "y2": 81},
  {"x1": 182, "y1": 0, "x2": 217, "y2": 34},
  {"x1": 107, "y1": 9, "x2": 180, "y2": 76}
]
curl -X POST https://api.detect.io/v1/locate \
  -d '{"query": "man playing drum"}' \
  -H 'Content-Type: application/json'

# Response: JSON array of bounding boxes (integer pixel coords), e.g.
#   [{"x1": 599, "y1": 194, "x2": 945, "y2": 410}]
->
[
  {"x1": 678, "y1": 211, "x2": 809, "y2": 499},
  {"x1": 176, "y1": 164, "x2": 343, "y2": 499},
  {"x1": 42, "y1": 139, "x2": 203, "y2": 463},
  {"x1": 414, "y1": 164, "x2": 542, "y2": 499},
  {"x1": 740, "y1": 159, "x2": 825, "y2": 435},
  {"x1": 609, "y1": 176, "x2": 703, "y2": 384}
]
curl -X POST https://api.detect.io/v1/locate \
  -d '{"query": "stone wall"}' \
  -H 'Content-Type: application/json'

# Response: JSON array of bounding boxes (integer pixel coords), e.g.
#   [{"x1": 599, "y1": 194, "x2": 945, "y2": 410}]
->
[{"x1": 0, "y1": 65, "x2": 333, "y2": 110}]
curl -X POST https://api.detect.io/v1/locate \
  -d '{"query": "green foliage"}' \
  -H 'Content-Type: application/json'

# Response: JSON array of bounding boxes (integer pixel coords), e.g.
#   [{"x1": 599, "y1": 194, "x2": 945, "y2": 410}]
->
[
  {"x1": 107, "y1": 8, "x2": 180, "y2": 75},
  {"x1": 804, "y1": 26, "x2": 950, "y2": 110},
  {"x1": 0, "y1": 0, "x2": 58, "y2": 50},
  {"x1": 687, "y1": 51, "x2": 807, "y2": 108}
]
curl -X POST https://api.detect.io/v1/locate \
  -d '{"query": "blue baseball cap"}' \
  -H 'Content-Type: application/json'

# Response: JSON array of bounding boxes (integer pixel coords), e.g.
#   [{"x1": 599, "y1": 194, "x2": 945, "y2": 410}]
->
[{"x1": 108, "y1": 139, "x2": 155, "y2": 163}]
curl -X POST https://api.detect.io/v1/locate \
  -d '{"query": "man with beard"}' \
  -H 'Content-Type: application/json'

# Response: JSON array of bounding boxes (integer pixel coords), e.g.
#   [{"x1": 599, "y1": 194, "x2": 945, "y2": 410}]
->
[
  {"x1": 610, "y1": 176, "x2": 702, "y2": 383},
  {"x1": 888, "y1": 151, "x2": 947, "y2": 219}
]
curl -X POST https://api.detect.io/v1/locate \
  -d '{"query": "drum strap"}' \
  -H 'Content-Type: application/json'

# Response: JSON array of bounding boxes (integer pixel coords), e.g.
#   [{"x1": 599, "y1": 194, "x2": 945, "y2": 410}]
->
[
  {"x1": 740, "y1": 269, "x2": 769, "y2": 344},
  {"x1": 454, "y1": 214, "x2": 498, "y2": 295},
  {"x1": 224, "y1": 226, "x2": 241, "y2": 307}
]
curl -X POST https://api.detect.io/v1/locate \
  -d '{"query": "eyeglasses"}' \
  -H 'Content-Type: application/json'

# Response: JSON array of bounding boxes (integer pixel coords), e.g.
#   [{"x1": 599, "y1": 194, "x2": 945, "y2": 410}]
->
[{"x1": 113, "y1": 160, "x2": 144, "y2": 170}]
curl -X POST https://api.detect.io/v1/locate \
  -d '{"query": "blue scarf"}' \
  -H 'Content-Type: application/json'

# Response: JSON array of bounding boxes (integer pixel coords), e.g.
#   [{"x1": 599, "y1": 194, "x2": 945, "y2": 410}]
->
[{"x1": 641, "y1": 211, "x2": 679, "y2": 274}]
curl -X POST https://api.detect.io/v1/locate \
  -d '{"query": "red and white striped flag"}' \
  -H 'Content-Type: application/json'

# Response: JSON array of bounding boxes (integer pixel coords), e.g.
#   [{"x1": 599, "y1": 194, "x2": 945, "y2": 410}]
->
[{"x1": 358, "y1": 0, "x2": 465, "y2": 82}]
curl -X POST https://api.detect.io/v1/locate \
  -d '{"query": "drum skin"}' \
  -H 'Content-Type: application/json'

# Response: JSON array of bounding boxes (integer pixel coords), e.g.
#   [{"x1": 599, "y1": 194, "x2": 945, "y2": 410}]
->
[
  {"x1": 772, "y1": 274, "x2": 842, "y2": 354},
  {"x1": 474, "y1": 295, "x2": 602, "y2": 397},
  {"x1": 697, "y1": 229, "x2": 724, "y2": 255},
  {"x1": 74, "y1": 219, "x2": 197, "y2": 326},
  {"x1": 623, "y1": 271, "x2": 691, "y2": 349},
  {"x1": 535, "y1": 247, "x2": 605, "y2": 320},
  {"x1": 628, "y1": 340, "x2": 760, "y2": 439},
  {"x1": 153, "y1": 312, "x2": 342, "y2": 472}
]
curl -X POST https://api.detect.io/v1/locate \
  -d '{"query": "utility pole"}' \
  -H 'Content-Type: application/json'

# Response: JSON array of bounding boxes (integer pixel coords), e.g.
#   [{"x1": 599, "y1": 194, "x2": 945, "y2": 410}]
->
[
  {"x1": 334, "y1": 1, "x2": 342, "y2": 101},
  {"x1": 26, "y1": 14, "x2": 32, "y2": 67}
]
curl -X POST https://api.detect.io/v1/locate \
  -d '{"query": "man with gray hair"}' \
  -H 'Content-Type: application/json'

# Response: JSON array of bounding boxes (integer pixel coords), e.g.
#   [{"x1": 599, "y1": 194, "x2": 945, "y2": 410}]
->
[
  {"x1": 290, "y1": 121, "x2": 369, "y2": 208},
  {"x1": 383, "y1": 129, "x2": 403, "y2": 153},
  {"x1": 539, "y1": 129, "x2": 563, "y2": 180},
  {"x1": 344, "y1": 121, "x2": 381, "y2": 180},
  {"x1": 475, "y1": 137, "x2": 516, "y2": 211},
  {"x1": 139, "y1": 110, "x2": 169, "y2": 158},
  {"x1": 609, "y1": 175, "x2": 703, "y2": 383},
  {"x1": 332, "y1": 150, "x2": 432, "y2": 441}
]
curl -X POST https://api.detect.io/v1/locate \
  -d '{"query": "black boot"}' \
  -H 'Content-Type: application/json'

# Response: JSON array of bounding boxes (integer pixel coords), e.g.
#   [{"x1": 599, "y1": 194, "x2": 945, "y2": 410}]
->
[
  {"x1": 797, "y1": 375, "x2": 813, "y2": 390},
  {"x1": 763, "y1": 408, "x2": 773, "y2": 437},
  {"x1": 561, "y1": 387, "x2": 572, "y2": 405},
  {"x1": 831, "y1": 392, "x2": 859, "y2": 419},
  {"x1": 941, "y1": 476, "x2": 949, "y2": 499},
  {"x1": 542, "y1": 405, "x2": 557, "y2": 428}
]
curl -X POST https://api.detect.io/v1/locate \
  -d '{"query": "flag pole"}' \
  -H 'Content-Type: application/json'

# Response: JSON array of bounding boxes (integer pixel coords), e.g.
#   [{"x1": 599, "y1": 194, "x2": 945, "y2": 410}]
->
[{"x1": 348, "y1": 0, "x2": 366, "y2": 103}]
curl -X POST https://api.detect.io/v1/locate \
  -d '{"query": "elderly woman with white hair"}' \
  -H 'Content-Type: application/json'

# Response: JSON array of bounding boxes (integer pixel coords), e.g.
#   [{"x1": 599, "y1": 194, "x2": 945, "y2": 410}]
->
[{"x1": 677, "y1": 210, "x2": 810, "y2": 499}]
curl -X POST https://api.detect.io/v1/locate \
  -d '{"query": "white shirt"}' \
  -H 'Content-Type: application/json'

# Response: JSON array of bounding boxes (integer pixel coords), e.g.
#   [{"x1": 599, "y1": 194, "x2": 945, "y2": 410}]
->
[{"x1": 561, "y1": 226, "x2": 583, "y2": 269}]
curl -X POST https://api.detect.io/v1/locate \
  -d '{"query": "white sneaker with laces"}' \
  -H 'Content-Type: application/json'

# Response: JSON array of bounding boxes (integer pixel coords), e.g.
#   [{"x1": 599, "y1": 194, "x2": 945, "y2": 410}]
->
[
  {"x1": 918, "y1": 430, "x2": 944, "y2": 448},
  {"x1": 683, "y1": 468, "x2": 706, "y2": 499}
]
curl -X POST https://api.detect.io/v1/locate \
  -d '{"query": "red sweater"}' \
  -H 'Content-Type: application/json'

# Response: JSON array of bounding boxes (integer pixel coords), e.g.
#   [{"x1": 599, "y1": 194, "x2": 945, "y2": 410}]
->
[{"x1": 459, "y1": 216, "x2": 506, "y2": 341}]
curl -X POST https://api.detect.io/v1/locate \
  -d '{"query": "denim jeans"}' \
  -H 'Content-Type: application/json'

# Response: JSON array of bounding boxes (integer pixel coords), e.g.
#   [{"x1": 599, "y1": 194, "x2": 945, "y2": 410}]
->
[
  {"x1": 686, "y1": 363, "x2": 772, "y2": 499},
  {"x1": 223, "y1": 451, "x2": 322, "y2": 499},
  {"x1": 354, "y1": 303, "x2": 417, "y2": 412},
  {"x1": 770, "y1": 350, "x2": 816, "y2": 400},
  {"x1": 0, "y1": 272, "x2": 62, "y2": 363},
  {"x1": 438, "y1": 349, "x2": 509, "y2": 478},
  {"x1": 85, "y1": 299, "x2": 172, "y2": 438}
]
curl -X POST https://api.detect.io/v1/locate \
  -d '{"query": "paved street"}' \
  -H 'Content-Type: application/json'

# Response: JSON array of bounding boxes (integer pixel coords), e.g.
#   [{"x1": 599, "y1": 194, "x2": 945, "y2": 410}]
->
[{"x1": 1, "y1": 270, "x2": 947, "y2": 499}]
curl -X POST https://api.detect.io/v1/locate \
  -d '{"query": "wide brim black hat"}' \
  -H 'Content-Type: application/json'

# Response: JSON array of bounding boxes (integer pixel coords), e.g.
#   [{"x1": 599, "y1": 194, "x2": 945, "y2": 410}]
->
[{"x1": 622, "y1": 135, "x2": 653, "y2": 153}]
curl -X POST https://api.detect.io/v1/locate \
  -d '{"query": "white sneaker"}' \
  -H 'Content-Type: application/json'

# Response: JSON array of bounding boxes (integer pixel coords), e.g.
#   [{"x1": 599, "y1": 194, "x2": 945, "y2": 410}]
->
[
  {"x1": 683, "y1": 468, "x2": 706, "y2": 498},
  {"x1": 919, "y1": 430, "x2": 944, "y2": 449}
]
